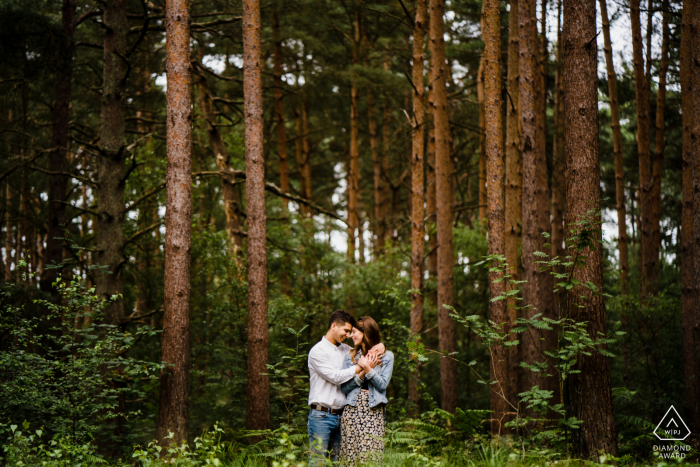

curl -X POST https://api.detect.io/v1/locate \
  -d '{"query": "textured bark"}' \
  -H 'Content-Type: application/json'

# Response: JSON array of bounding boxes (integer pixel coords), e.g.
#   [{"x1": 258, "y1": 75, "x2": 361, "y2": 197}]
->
[
  {"x1": 157, "y1": 0, "x2": 192, "y2": 447},
  {"x1": 427, "y1": 88, "x2": 437, "y2": 279},
  {"x1": 243, "y1": 0, "x2": 270, "y2": 433},
  {"x1": 504, "y1": 0, "x2": 522, "y2": 415},
  {"x1": 44, "y1": 0, "x2": 75, "y2": 292},
  {"x1": 484, "y1": 0, "x2": 508, "y2": 435},
  {"x1": 651, "y1": 2, "x2": 669, "y2": 284},
  {"x1": 96, "y1": 0, "x2": 128, "y2": 325},
  {"x1": 195, "y1": 53, "x2": 244, "y2": 252},
  {"x1": 599, "y1": 0, "x2": 629, "y2": 293},
  {"x1": 631, "y1": 0, "x2": 655, "y2": 297},
  {"x1": 692, "y1": 0, "x2": 700, "y2": 437},
  {"x1": 681, "y1": 0, "x2": 696, "y2": 427},
  {"x1": 273, "y1": 13, "x2": 289, "y2": 213},
  {"x1": 477, "y1": 55, "x2": 487, "y2": 221},
  {"x1": 519, "y1": 0, "x2": 556, "y2": 396},
  {"x1": 347, "y1": 5, "x2": 361, "y2": 261},
  {"x1": 409, "y1": 0, "x2": 427, "y2": 414},
  {"x1": 382, "y1": 69, "x2": 392, "y2": 242},
  {"x1": 430, "y1": 0, "x2": 457, "y2": 414},
  {"x1": 563, "y1": 0, "x2": 618, "y2": 458}
]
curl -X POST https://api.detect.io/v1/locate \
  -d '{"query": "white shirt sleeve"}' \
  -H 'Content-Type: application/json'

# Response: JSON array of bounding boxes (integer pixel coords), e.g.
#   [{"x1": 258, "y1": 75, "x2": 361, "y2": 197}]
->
[{"x1": 308, "y1": 346, "x2": 357, "y2": 385}]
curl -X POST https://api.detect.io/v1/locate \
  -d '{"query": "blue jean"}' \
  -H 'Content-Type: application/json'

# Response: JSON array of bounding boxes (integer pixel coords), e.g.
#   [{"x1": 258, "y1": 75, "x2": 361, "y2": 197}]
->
[{"x1": 307, "y1": 409, "x2": 341, "y2": 466}]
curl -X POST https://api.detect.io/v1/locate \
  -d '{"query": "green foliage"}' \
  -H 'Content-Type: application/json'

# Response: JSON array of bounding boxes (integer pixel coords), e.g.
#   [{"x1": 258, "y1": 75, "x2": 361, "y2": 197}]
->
[{"x1": 0, "y1": 266, "x2": 163, "y2": 462}]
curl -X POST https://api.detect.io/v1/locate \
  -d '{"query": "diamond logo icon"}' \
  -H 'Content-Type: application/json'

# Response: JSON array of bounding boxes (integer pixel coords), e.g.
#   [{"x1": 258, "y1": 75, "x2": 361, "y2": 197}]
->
[{"x1": 654, "y1": 406, "x2": 691, "y2": 441}]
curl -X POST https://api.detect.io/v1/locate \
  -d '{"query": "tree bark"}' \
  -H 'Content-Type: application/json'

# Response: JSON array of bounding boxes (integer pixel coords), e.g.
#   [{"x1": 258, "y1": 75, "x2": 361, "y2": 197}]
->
[
  {"x1": 505, "y1": 0, "x2": 522, "y2": 418},
  {"x1": 563, "y1": 0, "x2": 619, "y2": 458},
  {"x1": 552, "y1": 0, "x2": 565, "y2": 283},
  {"x1": 631, "y1": 0, "x2": 655, "y2": 297},
  {"x1": 691, "y1": 0, "x2": 700, "y2": 438},
  {"x1": 157, "y1": 0, "x2": 192, "y2": 447},
  {"x1": 243, "y1": 0, "x2": 270, "y2": 433},
  {"x1": 369, "y1": 91, "x2": 386, "y2": 254},
  {"x1": 599, "y1": 0, "x2": 629, "y2": 293},
  {"x1": 430, "y1": 0, "x2": 457, "y2": 414},
  {"x1": 651, "y1": 1, "x2": 669, "y2": 282},
  {"x1": 273, "y1": 13, "x2": 289, "y2": 213},
  {"x1": 409, "y1": 0, "x2": 427, "y2": 414},
  {"x1": 44, "y1": 0, "x2": 75, "y2": 292},
  {"x1": 195, "y1": 52, "x2": 244, "y2": 252},
  {"x1": 519, "y1": 0, "x2": 556, "y2": 397},
  {"x1": 484, "y1": 0, "x2": 508, "y2": 435},
  {"x1": 681, "y1": 0, "x2": 696, "y2": 428},
  {"x1": 96, "y1": 0, "x2": 128, "y2": 326},
  {"x1": 477, "y1": 54, "x2": 487, "y2": 221}
]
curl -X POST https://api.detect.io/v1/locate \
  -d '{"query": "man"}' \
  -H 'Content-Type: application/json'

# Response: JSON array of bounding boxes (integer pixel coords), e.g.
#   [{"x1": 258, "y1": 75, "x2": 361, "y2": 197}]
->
[{"x1": 307, "y1": 310, "x2": 382, "y2": 465}]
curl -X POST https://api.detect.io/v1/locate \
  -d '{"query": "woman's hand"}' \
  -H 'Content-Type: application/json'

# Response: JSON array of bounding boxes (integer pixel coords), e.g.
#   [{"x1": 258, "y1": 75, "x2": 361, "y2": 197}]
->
[{"x1": 366, "y1": 352, "x2": 380, "y2": 369}]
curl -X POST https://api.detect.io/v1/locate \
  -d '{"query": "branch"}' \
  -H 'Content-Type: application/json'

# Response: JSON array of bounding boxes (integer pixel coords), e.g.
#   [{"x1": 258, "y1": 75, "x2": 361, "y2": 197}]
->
[
  {"x1": 264, "y1": 182, "x2": 346, "y2": 225},
  {"x1": 56, "y1": 200, "x2": 100, "y2": 218},
  {"x1": 124, "y1": 220, "x2": 164, "y2": 247},
  {"x1": 192, "y1": 16, "x2": 242, "y2": 30},
  {"x1": 229, "y1": 229, "x2": 302, "y2": 254},
  {"x1": 75, "y1": 41, "x2": 103, "y2": 50},
  {"x1": 123, "y1": 183, "x2": 166, "y2": 212},
  {"x1": 119, "y1": 307, "x2": 163, "y2": 326},
  {"x1": 192, "y1": 61, "x2": 242, "y2": 82},
  {"x1": 396, "y1": 0, "x2": 415, "y2": 27},
  {"x1": 29, "y1": 165, "x2": 98, "y2": 187},
  {"x1": 74, "y1": 9, "x2": 103, "y2": 27},
  {"x1": 127, "y1": 0, "x2": 150, "y2": 58},
  {"x1": 0, "y1": 152, "x2": 45, "y2": 183}
]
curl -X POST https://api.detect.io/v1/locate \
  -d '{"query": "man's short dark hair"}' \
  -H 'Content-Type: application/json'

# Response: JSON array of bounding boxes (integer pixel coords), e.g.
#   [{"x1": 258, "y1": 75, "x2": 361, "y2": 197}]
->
[{"x1": 328, "y1": 310, "x2": 356, "y2": 330}]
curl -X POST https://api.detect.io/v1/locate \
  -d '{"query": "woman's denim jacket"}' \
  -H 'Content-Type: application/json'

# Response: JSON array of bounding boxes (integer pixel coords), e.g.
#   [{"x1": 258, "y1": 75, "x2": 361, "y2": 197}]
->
[{"x1": 340, "y1": 350, "x2": 394, "y2": 409}]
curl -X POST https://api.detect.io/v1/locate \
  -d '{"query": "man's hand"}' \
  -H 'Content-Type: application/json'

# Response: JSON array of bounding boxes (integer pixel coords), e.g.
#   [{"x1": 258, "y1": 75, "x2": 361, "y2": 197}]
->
[
  {"x1": 357, "y1": 356, "x2": 369, "y2": 372},
  {"x1": 367, "y1": 343, "x2": 385, "y2": 362}
]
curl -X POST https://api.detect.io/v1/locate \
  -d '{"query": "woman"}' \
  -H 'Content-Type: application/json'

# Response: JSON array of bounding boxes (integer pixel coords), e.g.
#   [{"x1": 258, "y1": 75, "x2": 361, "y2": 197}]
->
[{"x1": 338, "y1": 316, "x2": 394, "y2": 464}]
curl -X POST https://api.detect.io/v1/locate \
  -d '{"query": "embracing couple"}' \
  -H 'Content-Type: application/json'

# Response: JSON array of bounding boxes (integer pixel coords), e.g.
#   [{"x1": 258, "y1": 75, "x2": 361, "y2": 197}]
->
[{"x1": 307, "y1": 310, "x2": 394, "y2": 466}]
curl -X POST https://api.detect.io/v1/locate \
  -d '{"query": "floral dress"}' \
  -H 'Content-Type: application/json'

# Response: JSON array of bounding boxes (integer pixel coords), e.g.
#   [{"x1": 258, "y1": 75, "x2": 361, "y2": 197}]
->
[{"x1": 339, "y1": 378, "x2": 386, "y2": 464}]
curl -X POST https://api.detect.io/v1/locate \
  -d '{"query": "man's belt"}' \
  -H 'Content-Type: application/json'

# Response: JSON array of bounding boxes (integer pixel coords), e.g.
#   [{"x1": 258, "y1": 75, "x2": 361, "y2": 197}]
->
[{"x1": 310, "y1": 404, "x2": 343, "y2": 415}]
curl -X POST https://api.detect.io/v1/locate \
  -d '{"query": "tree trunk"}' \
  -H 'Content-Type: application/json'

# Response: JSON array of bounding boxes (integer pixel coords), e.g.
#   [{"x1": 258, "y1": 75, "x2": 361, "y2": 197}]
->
[
  {"x1": 427, "y1": 96, "x2": 437, "y2": 281},
  {"x1": 430, "y1": 0, "x2": 457, "y2": 414},
  {"x1": 409, "y1": 0, "x2": 428, "y2": 414},
  {"x1": 97, "y1": 0, "x2": 128, "y2": 326},
  {"x1": 273, "y1": 13, "x2": 289, "y2": 213},
  {"x1": 5, "y1": 184, "x2": 12, "y2": 281},
  {"x1": 195, "y1": 53, "x2": 244, "y2": 252},
  {"x1": 301, "y1": 101, "x2": 313, "y2": 216},
  {"x1": 484, "y1": 0, "x2": 508, "y2": 434},
  {"x1": 631, "y1": 0, "x2": 655, "y2": 297},
  {"x1": 552, "y1": 0, "x2": 565, "y2": 282},
  {"x1": 369, "y1": 91, "x2": 386, "y2": 254},
  {"x1": 599, "y1": 0, "x2": 629, "y2": 293},
  {"x1": 347, "y1": 5, "x2": 361, "y2": 261},
  {"x1": 519, "y1": 0, "x2": 556, "y2": 397},
  {"x1": 157, "y1": 0, "x2": 192, "y2": 447},
  {"x1": 44, "y1": 0, "x2": 75, "y2": 292},
  {"x1": 382, "y1": 70, "x2": 392, "y2": 243},
  {"x1": 477, "y1": 55, "x2": 487, "y2": 221},
  {"x1": 504, "y1": 0, "x2": 522, "y2": 417},
  {"x1": 243, "y1": 0, "x2": 270, "y2": 433},
  {"x1": 680, "y1": 0, "x2": 696, "y2": 428},
  {"x1": 691, "y1": 0, "x2": 700, "y2": 438},
  {"x1": 563, "y1": 0, "x2": 619, "y2": 458},
  {"x1": 651, "y1": 1, "x2": 669, "y2": 281}
]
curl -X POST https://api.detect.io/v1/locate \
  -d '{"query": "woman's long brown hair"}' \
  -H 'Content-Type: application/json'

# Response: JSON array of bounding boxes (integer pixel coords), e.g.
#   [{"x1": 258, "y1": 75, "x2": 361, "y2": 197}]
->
[{"x1": 350, "y1": 316, "x2": 382, "y2": 363}]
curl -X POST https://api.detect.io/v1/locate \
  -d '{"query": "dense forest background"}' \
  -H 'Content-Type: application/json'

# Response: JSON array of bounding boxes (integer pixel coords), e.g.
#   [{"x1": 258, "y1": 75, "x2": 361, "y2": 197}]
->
[{"x1": 0, "y1": 0, "x2": 695, "y2": 465}]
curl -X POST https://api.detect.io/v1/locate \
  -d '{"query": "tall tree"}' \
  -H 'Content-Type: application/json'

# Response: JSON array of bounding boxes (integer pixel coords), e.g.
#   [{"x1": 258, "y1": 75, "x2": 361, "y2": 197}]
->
[
  {"x1": 551, "y1": 0, "x2": 565, "y2": 284},
  {"x1": 243, "y1": 0, "x2": 270, "y2": 432},
  {"x1": 157, "y1": 0, "x2": 192, "y2": 446},
  {"x1": 681, "y1": 0, "x2": 696, "y2": 427},
  {"x1": 97, "y1": 0, "x2": 128, "y2": 325},
  {"x1": 519, "y1": 0, "x2": 556, "y2": 396},
  {"x1": 273, "y1": 13, "x2": 290, "y2": 213},
  {"x1": 692, "y1": 0, "x2": 700, "y2": 437},
  {"x1": 599, "y1": 0, "x2": 629, "y2": 293},
  {"x1": 409, "y1": 0, "x2": 428, "y2": 413},
  {"x1": 430, "y1": 0, "x2": 457, "y2": 414},
  {"x1": 369, "y1": 90, "x2": 385, "y2": 254},
  {"x1": 563, "y1": 0, "x2": 618, "y2": 458},
  {"x1": 347, "y1": 2, "x2": 361, "y2": 261},
  {"x1": 4, "y1": 184, "x2": 12, "y2": 281},
  {"x1": 651, "y1": 0, "x2": 669, "y2": 274},
  {"x1": 631, "y1": 0, "x2": 655, "y2": 297},
  {"x1": 44, "y1": 0, "x2": 75, "y2": 292},
  {"x1": 483, "y1": 0, "x2": 508, "y2": 434},
  {"x1": 504, "y1": 0, "x2": 522, "y2": 415}
]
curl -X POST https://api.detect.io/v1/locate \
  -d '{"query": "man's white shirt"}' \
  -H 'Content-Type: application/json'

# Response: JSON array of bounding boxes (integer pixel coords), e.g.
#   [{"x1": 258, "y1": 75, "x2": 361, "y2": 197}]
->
[{"x1": 308, "y1": 337, "x2": 357, "y2": 409}]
